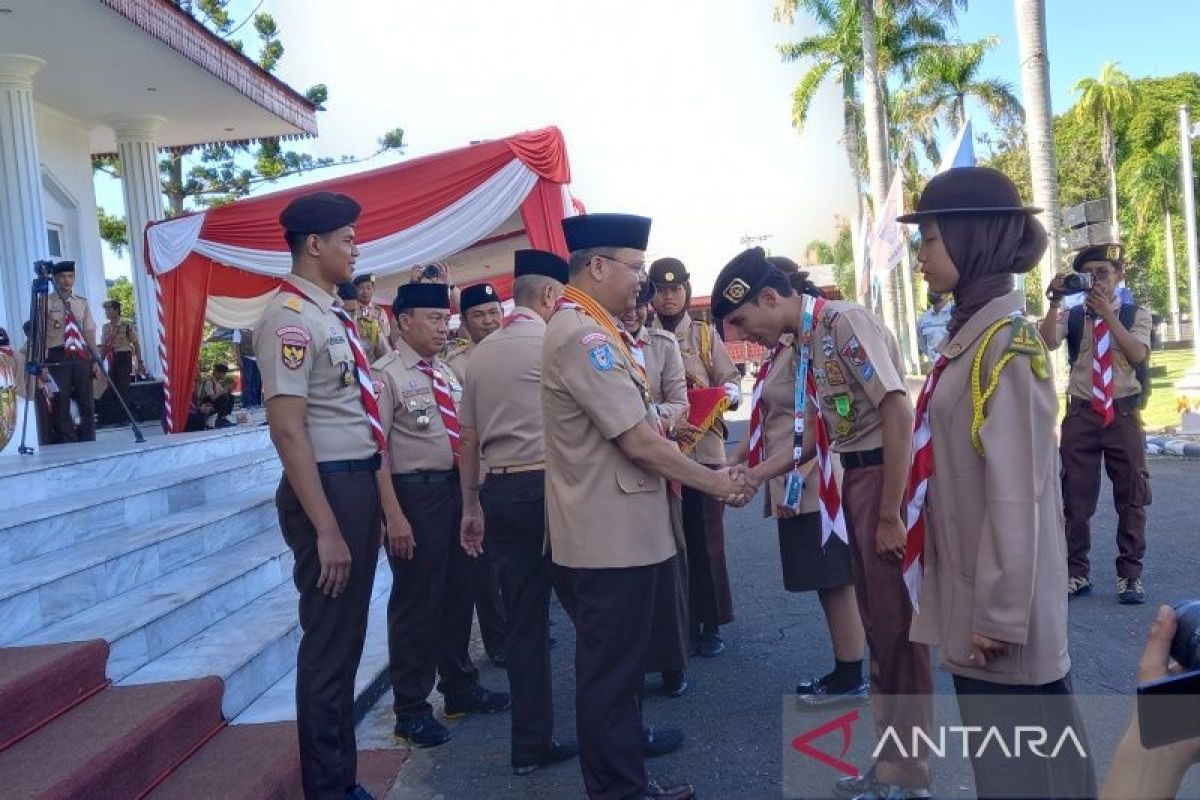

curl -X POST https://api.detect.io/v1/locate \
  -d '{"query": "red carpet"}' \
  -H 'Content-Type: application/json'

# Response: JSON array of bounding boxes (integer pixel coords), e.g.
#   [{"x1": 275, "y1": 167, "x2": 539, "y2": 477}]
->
[{"x1": 0, "y1": 640, "x2": 109, "y2": 751}]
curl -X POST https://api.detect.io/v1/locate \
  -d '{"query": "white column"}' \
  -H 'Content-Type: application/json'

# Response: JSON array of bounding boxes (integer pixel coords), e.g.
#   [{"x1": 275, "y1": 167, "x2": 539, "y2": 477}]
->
[
  {"x1": 113, "y1": 115, "x2": 166, "y2": 378},
  {"x1": 0, "y1": 54, "x2": 48, "y2": 346}
]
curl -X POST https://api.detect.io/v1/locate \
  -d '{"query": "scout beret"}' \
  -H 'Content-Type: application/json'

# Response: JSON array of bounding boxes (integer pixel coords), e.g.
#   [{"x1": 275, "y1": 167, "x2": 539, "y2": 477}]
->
[
  {"x1": 51, "y1": 260, "x2": 76, "y2": 275},
  {"x1": 562, "y1": 213, "x2": 652, "y2": 252},
  {"x1": 636, "y1": 281, "x2": 657, "y2": 307},
  {"x1": 279, "y1": 191, "x2": 362, "y2": 235},
  {"x1": 513, "y1": 249, "x2": 569, "y2": 284},
  {"x1": 459, "y1": 283, "x2": 500, "y2": 312},
  {"x1": 896, "y1": 166, "x2": 1040, "y2": 223},
  {"x1": 1071, "y1": 243, "x2": 1124, "y2": 273},
  {"x1": 351, "y1": 273, "x2": 375, "y2": 286},
  {"x1": 766, "y1": 255, "x2": 807, "y2": 280},
  {"x1": 336, "y1": 281, "x2": 358, "y2": 302},
  {"x1": 393, "y1": 281, "x2": 450, "y2": 315},
  {"x1": 710, "y1": 247, "x2": 778, "y2": 322},
  {"x1": 648, "y1": 257, "x2": 690, "y2": 286}
]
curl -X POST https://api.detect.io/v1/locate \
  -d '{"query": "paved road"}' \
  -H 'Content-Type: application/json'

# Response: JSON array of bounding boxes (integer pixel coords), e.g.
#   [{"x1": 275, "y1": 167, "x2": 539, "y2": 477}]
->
[{"x1": 360, "y1": 421, "x2": 1200, "y2": 799}]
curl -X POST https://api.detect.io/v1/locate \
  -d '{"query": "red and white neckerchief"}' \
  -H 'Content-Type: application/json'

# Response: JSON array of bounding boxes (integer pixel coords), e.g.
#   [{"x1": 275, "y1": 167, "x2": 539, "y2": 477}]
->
[
  {"x1": 416, "y1": 360, "x2": 462, "y2": 464},
  {"x1": 503, "y1": 309, "x2": 538, "y2": 328},
  {"x1": 279, "y1": 280, "x2": 389, "y2": 458},
  {"x1": 901, "y1": 354, "x2": 949, "y2": 610},
  {"x1": 1091, "y1": 317, "x2": 1115, "y2": 427},
  {"x1": 60, "y1": 296, "x2": 87, "y2": 358},
  {"x1": 746, "y1": 342, "x2": 784, "y2": 468}
]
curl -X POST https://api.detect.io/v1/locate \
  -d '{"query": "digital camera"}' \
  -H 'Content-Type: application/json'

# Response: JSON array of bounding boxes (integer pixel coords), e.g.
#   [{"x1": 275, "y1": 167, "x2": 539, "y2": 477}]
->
[
  {"x1": 1137, "y1": 599, "x2": 1200, "y2": 748},
  {"x1": 1060, "y1": 272, "x2": 1094, "y2": 295}
]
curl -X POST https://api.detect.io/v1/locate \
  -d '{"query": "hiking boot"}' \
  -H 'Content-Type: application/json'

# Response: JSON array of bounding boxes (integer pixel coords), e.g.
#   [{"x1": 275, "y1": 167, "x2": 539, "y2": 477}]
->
[
  {"x1": 1067, "y1": 575, "x2": 1092, "y2": 599},
  {"x1": 1118, "y1": 577, "x2": 1146, "y2": 605},
  {"x1": 834, "y1": 767, "x2": 877, "y2": 798},
  {"x1": 443, "y1": 685, "x2": 510, "y2": 718},
  {"x1": 393, "y1": 713, "x2": 451, "y2": 748}
]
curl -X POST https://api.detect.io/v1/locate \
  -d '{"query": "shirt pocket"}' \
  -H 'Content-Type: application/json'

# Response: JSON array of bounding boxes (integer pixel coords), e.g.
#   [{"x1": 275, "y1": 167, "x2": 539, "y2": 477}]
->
[{"x1": 615, "y1": 463, "x2": 658, "y2": 495}]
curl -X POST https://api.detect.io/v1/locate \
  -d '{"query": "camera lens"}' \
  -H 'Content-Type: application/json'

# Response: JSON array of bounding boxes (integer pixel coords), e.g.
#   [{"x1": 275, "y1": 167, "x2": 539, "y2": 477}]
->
[
  {"x1": 421, "y1": 264, "x2": 440, "y2": 280},
  {"x1": 1172, "y1": 600, "x2": 1200, "y2": 670}
]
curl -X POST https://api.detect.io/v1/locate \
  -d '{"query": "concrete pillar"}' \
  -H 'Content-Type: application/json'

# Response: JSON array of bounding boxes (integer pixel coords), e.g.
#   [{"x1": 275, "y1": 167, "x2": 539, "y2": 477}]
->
[
  {"x1": 0, "y1": 54, "x2": 48, "y2": 346},
  {"x1": 113, "y1": 115, "x2": 166, "y2": 378}
]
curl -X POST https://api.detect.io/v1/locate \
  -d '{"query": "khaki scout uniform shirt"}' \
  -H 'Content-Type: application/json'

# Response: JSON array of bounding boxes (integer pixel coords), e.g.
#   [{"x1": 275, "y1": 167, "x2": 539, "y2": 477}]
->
[
  {"x1": 459, "y1": 307, "x2": 545, "y2": 468},
  {"x1": 353, "y1": 307, "x2": 391, "y2": 362},
  {"x1": 543, "y1": 305, "x2": 677, "y2": 569},
  {"x1": 443, "y1": 338, "x2": 473, "y2": 384},
  {"x1": 655, "y1": 312, "x2": 739, "y2": 465},
  {"x1": 911, "y1": 291, "x2": 1069, "y2": 685},
  {"x1": 372, "y1": 337, "x2": 456, "y2": 473},
  {"x1": 102, "y1": 320, "x2": 137, "y2": 354},
  {"x1": 1047, "y1": 299, "x2": 1152, "y2": 401},
  {"x1": 46, "y1": 293, "x2": 97, "y2": 350},
  {"x1": 254, "y1": 274, "x2": 376, "y2": 462},
  {"x1": 809, "y1": 301, "x2": 908, "y2": 452},
  {"x1": 635, "y1": 325, "x2": 689, "y2": 431},
  {"x1": 761, "y1": 338, "x2": 824, "y2": 517}
]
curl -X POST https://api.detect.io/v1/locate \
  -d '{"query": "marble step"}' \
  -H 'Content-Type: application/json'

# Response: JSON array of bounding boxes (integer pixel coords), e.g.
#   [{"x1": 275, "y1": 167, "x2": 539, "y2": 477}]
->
[
  {"x1": 18, "y1": 530, "x2": 293, "y2": 682},
  {"x1": 234, "y1": 563, "x2": 394, "y2": 725},
  {"x1": 0, "y1": 485, "x2": 277, "y2": 645},
  {"x1": 0, "y1": 425, "x2": 272, "y2": 512},
  {"x1": 124, "y1": 555, "x2": 389, "y2": 721},
  {"x1": 0, "y1": 448, "x2": 281, "y2": 566}
]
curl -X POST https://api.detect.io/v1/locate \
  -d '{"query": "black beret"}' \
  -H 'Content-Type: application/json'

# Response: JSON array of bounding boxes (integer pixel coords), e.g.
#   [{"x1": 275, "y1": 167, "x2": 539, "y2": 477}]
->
[
  {"x1": 279, "y1": 191, "x2": 362, "y2": 235},
  {"x1": 336, "y1": 282, "x2": 358, "y2": 302},
  {"x1": 636, "y1": 281, "x2": 657, "y2": 307},
  {"x1": 896, "y1": 166, "x2": 1040, "y2": 223},
  {"x1": 710, "y1": 247, "x2": 778, "y2": 322},
  {"x1": 393, "y1": 282, "x2": 450, "y2": 315},
  {"x1": 562, "y1": 213, "x2": 651, "y2": 252},
  {"x1": 648, "y1": 257, "x2": 689, "y2": 286},
  {"x1": 514, "y1": 249, "x2": 569, "y2": 284},
  {"x1": 459, "y1": 283, "x2": 500, "y2": 312},
  {"x1": 351, "y1": 273, "x2": 375, "y2": 286},
  {"x1": 1072, "y1": 243, "x2": 1124, "y2": 273},
  {"x1": 51, "y1": 260, "x2": 76, "y2": 275}
]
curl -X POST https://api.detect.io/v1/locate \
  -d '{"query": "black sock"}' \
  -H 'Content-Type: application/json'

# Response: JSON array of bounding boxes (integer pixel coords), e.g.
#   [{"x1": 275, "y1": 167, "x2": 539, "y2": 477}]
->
[{"x1": 829, "y1": 659, "x2": 863, "y2": 690}]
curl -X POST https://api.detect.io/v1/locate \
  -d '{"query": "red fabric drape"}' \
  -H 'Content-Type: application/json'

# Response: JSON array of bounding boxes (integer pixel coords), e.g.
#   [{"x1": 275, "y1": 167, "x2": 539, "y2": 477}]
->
[{"x1": 519, "y1": 178, "x2": 570, "y2": 257}]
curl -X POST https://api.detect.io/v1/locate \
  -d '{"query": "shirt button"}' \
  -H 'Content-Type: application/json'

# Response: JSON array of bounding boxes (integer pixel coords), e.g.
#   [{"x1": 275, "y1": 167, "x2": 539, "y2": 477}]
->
[{"x1": 637, "y1": 478, "x2": 646, "y2": 487}]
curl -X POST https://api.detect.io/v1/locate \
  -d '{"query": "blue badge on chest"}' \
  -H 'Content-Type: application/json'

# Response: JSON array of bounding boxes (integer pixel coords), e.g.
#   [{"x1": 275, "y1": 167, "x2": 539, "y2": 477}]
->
[{"x1": 588, "y1": 343, "x2": 615, "y2": 372}]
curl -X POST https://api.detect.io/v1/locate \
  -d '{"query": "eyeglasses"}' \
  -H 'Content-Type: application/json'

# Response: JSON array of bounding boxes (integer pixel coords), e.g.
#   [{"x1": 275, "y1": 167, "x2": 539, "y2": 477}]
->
[{"x1": 599, "y1": 254, "x2": 647, "y2": 275}]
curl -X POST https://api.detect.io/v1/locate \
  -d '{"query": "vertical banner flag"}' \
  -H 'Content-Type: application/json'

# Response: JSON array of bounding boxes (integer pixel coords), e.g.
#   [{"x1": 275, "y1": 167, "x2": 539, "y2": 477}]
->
[{"x1": 869, "y1": 168, "x2": 907, "y2": 279}]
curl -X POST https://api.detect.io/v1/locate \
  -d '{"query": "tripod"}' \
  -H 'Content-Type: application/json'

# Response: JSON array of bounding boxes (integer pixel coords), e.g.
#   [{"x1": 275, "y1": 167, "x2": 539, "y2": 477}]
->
[{"x1": 18, "y1": 261, "x2": 144, "y2": 454}]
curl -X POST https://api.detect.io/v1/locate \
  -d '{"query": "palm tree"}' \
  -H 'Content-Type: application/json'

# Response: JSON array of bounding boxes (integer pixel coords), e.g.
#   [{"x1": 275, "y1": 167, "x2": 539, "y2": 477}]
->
[
  {"x1": 910, "y1": 36, "x2": 1023, "y2": 131},
  {"x1": 1128, "y1": 148, "x2": 1183, "y2": 338},
  {"x1": 1073, "y1": 62, "x2": 1137, "y2": 239},
  {"x1": 1014, "y1": 0, "x2": 1061, "y2": 305},
  {"x1": 806, "y1": 218, "x2": 856, "y2": 299}
]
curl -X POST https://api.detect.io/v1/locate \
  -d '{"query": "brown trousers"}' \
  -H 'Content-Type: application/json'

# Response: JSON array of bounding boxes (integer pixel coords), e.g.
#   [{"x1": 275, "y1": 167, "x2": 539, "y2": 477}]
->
[
  {"x1": 842, "y1": 464, "x2": 932, "y2": 788},
  {"x1": 1060, "y1": 396, "x2": 1151, "y2": 581},
  {"x1": 680, "y1": 480, "x2": 734, "y2": 629}
]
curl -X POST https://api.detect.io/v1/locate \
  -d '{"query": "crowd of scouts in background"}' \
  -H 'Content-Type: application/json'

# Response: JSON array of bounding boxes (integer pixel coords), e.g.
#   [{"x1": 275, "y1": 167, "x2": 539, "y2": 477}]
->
[{"x1": 68, "y1": 161, "x2": 1166, "y2": 800}]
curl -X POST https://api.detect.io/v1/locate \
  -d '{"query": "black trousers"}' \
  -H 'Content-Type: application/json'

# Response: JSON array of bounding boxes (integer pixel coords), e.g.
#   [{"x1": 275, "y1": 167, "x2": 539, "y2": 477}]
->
[
  {"x1": 953, "y1": 674, "x2": 1097, "y2": 800},
  {"x1": 110, "y1": 350, "x2": 133, "y2": 402},
  {"x1": 481, "y1": 471, "x2": 554, "y2": 763},
  {"x1": 277, "y1": 471, "x2": 380, "y2": 800},
  {"x1": 47, "y1": 348, "x2": 95, "y2": 443},
  {"x1": 388, "y1": 476, "x2": 479, "y2": 718},
  {"x1": 475, "y1": 544, "x2": 508, "y2": 660},
  {"x1": 556, "y1": 562, "x2": 659, "y2": 800}
]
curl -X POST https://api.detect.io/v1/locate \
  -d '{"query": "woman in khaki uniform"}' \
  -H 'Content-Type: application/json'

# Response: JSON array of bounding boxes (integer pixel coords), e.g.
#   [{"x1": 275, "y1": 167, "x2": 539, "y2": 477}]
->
[{"x1": 901, "y1": 166, "x2": 1095, "y2": 800}]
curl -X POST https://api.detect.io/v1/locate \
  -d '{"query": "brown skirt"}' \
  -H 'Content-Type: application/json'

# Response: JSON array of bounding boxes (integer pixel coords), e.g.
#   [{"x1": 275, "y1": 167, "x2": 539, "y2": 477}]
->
[
  {"x1": 645, "y1": 553, "x2": 689, "y2": 672},
  {"x1": 777, "y1": 512, "x2": 854, "y2": 592}
]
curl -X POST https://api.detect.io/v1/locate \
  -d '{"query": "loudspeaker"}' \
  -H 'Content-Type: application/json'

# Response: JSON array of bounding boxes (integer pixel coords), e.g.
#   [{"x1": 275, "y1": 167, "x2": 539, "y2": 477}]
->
[{"x1": 128, "y1": 380, "x2": 164, "y2": 423}]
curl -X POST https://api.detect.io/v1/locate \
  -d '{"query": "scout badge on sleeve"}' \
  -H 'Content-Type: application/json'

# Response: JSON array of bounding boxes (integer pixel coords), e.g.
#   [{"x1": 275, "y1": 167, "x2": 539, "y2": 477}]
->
[
  {"x1": 588, "y1": 342, "x2": 615, "y2": 372},
  {"x1": 276, "y1": 325, "x2": 311, "y2": 370}
]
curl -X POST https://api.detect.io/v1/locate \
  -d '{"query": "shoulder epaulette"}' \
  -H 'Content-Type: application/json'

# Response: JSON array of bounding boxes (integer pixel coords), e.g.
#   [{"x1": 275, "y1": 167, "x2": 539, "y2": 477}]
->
[
  {"x1": 371, "y1": 351, "x2": 397, "y2": 371},
  {"x1": 970, "y1": 315, "x2": 1050, "y2": 454},
  {"x1": 282, "y1": 296, "x2": 304, "y2": 313}
]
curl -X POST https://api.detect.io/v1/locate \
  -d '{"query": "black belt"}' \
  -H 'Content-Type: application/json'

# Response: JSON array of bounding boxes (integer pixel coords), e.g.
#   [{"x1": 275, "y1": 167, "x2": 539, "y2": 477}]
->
[
  {"x1": 1070, "y1": 395, "x2": 1140, "y2": 412},
  {"x1": 839, "y1": 448, "x2": 884, "y2": 470},
  {"x1": 316, "y1": 454, "x2": 381, "y2": 474},
  {"x1": 393, "y1": 469, "x2": 459, "y2": 484}
]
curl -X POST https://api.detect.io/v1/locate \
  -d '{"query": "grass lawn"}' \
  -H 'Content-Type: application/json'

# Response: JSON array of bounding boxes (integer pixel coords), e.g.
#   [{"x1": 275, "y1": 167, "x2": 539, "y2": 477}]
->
[{"x1": 1141, "y1": 347, "x2": 1195, "y2": 432}]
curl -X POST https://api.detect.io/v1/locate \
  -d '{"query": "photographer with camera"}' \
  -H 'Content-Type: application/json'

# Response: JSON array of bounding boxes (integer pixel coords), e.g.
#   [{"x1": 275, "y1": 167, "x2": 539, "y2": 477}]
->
[{"x1": 1039, "y1": 244, "x2": 1152, "y2": 604}]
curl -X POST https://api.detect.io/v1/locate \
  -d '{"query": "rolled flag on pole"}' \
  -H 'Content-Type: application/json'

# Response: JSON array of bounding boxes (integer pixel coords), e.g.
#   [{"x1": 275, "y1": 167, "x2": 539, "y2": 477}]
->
[
  {"x1": 937, "y1": 118, "x2": 977, "y2": 173},
  {"x1": 868, "y1": 168, "x2": 908, "y2": 279}
]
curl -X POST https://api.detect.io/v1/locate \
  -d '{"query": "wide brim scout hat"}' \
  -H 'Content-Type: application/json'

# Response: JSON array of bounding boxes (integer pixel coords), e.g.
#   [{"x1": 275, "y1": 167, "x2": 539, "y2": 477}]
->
[
  {"x1": 279, "y1": 191, "x2": 362, "y2": 235},
  {"x1": 1071, "y1": 243, "x2": 1124, "y2": 273},
  {"x1": 513, "y1": 248, "x2": 569, "y2": 284},
  {"x1": 50, "y1": 260, "x2": 76, "y2": 275},
  {"x1": 648, "y1": 257, "x2": 689, "y2": 286},
  {"x1": 896, "y1": 166, "x2": 1041, "y2": 223},
  {"x1": 351, "y1": 273, "x2": 375, "y2": 286},
  {"x1": 710, "y1": 247, "x2": 777, "y2": 322},
  {"x1": 459, "y1": 283, "x2": 500, "y2": 312},
  {"x1": 393, "y1": 282, "x2": 451, "y2": 316},
  {"x1": 561, "y1": 213, "x2": 652, "y2": 251}
]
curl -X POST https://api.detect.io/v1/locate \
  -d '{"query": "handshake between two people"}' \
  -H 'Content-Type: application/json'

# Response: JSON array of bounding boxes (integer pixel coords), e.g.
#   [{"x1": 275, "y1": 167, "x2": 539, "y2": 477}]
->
[{"x1": 707, "y1": 464, "x2": 760, "y2": 508}]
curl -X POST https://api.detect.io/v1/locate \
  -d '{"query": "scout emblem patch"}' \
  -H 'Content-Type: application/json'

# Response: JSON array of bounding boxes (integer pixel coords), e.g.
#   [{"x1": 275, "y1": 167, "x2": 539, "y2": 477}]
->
[
  {"x1": 840, "y1": 336, "x2": 866, "y2": 366},
  {"x1": 276, "y1": 325, "x2": 311, "y2": 370},
  {"x1": 722, "y1": 278, "x2": 750, "y2": 304},
  {"x1": 860, "y1": 362, "x2": 875, "y2": 381},
  {"x1": 824, "y1": 360, "x2": 846, "y2": 386},
  {"x1": 832, "y1": 393, "x2": 855, "y2": 437},
  {"x1": 589, "y1": 343, "x2": 615, "y2": 372},
  {"x1": 821, "y1": 335, "x2": 835, "y2": 358}
]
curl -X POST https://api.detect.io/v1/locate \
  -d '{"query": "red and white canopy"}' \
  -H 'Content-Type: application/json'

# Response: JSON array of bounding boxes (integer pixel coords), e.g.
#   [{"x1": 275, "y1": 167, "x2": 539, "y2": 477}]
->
[{"x1": 145, "y1": 126, "x2": 573, "y2": 433}]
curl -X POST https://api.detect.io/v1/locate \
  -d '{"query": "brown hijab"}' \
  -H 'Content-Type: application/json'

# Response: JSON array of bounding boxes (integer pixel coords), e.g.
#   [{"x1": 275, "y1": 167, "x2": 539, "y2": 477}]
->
[{"x1": 937, "y1": 212, "x2": 1048, "y2": 336}]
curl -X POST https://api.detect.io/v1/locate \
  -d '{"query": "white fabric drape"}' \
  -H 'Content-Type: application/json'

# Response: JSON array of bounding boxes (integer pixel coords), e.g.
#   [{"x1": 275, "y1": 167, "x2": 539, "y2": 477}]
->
[
  {"x1": 147, "y1": 212, "x2": 206, "y2": 276},
  {"x1": 205, "y1": 292, "x2": 281, "y2": 330}
]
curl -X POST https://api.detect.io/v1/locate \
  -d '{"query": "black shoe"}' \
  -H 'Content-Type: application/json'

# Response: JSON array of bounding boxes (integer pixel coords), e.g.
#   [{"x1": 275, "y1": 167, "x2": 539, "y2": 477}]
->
[
  {"x1": 645, "y1": 778, "x2": 696, "y2": 799},
  {"x1": 393, "y1": 713, "x2": 451, "y2": 748},
  {"x1": 697, "y1": 629, "x2": 725, "y2": 658},
  {"x1": 444, "y1": 685, "x2": 511, "y2": 718},
  {"x1": 1067, "y1": 575, "x2": 1092, "y2": 599},
  {"x1": 346, "y1": 785, "x2": 375, "y2": 800},
  {"x1": 643, "y1": 726, "x2": 684, "y2": 758},
  {"x1": 662, "y1": 670, "x2": 688, "y2": 698},
  {"x1": 1118, "y1": 577, "x2": 1146, "y2": 604},
  {"x1": 512, "y1": 739, "x2": 579, "y2": 776},
  {"x1": 796, "y1": 675, "x2": 869, "y2": 710}
]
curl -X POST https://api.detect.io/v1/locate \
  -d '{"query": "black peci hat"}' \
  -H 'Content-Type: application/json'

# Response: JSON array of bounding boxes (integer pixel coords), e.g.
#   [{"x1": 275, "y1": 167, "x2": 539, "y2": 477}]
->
[
  {"x1": 279, "y1": 191, "x2": 362, "y2": 235},
  {"x1": 896, "y1": 166, "x2": 1040, "y2": 223},
  {"x1": 50, "y1": 260, "x2": 76, "y2": 275},
  {"x1": 710, "y1": 247, "x2": 778, "y2": 322},
  {"x1": 562, "y1": 213, "x2": 652, "y2": 252},
  {"x1": 459, "y1": 283, "x2": 500, "y2": 312},
  {"x1": 393, "y1": 282, "x2": 451, "y2": 316},
  {"x1": 513, "y1": 249, "x2": 569, "y2": 284},
  {"x1": 648, "y1": 257, "x2": 690, "y2": 286}
]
